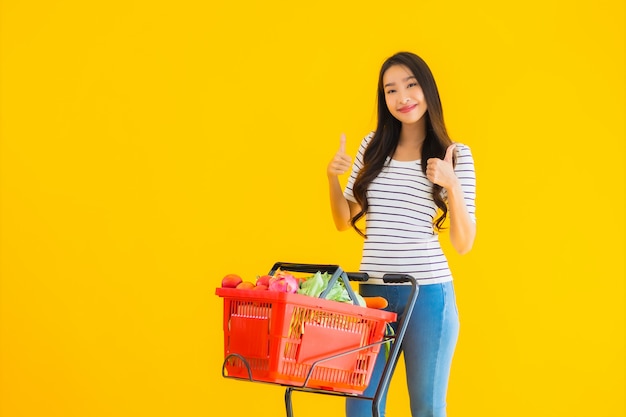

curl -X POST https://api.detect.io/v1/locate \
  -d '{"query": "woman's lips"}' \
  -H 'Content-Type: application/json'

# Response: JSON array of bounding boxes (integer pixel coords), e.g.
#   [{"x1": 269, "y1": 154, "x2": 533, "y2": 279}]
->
[{"x1": 398, "y1": 104, "x2": 417, "y2": 113}]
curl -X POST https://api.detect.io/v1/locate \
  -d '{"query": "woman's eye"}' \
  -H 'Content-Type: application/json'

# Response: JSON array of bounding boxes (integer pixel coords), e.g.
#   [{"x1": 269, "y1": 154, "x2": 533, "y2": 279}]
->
[
  {"x1": 408, "y1": 83, "x2": 418, "y2": 88},
  {"x1": 386, "y1": 89, "x2": 396, "y2": 94}
]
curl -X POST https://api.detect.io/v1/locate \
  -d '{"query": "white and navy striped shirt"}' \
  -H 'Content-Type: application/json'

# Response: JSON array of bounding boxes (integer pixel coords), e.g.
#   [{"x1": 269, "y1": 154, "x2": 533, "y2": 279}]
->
[{"x1": 344, "y1": 133, "x2": 477, "y2": 285}]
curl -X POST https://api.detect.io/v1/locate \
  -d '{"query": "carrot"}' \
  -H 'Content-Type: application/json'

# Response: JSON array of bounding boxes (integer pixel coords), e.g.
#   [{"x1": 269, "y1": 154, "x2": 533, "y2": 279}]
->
[{"x1": 363, "y1": 296, "x2": 389, "y2": 309}]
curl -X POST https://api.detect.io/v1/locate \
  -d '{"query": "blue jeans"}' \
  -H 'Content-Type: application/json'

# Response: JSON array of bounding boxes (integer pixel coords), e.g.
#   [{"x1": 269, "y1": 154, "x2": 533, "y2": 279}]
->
[{"x1": 346, "y1": 282, "x2": 460, "y2": 417}]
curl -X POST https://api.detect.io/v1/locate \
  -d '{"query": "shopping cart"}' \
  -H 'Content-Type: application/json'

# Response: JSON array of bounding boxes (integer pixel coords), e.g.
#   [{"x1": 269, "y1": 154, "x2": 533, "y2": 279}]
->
[{"x1": 215, "y1": 262, "x2": 418, "y2": 417}]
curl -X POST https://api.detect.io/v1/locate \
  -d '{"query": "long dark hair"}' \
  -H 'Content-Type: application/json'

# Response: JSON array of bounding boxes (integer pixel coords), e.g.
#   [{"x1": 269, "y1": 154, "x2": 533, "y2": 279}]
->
[{"x1": 351, "y1": 52, "x2": 455, "y2": 237}]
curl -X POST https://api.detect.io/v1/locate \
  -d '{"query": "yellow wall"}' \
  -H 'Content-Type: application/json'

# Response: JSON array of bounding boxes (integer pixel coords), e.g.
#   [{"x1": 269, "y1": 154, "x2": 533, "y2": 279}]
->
[{"x1": 1, "y1": 1, "x2": 623, "y2": 416}]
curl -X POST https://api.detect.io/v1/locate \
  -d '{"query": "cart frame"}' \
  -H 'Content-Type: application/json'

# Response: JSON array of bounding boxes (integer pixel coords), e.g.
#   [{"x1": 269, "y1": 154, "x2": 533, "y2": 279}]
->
[{"x1": 218, "y1": 262, "x2": 419, "y2": 417}]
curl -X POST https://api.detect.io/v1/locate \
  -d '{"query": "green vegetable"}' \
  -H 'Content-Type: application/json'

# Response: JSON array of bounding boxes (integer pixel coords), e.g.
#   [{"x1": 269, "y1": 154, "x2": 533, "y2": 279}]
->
[
  {"x1": 326, "y1": 282, "x2": 349, "y2": 302},
  {"x1": 297, "y1": 271, "x2": 364, "y2": 306},
  {"x1": 297, "y1": 271, "x2": 325, "y2": 297}
]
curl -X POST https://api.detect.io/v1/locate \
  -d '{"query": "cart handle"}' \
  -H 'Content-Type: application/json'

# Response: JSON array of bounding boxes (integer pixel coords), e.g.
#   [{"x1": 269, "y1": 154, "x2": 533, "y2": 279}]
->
[
  {"x1": 346, "y1": 272, "x2": 416, "y2": 285},
  {"x1": 345, "y1": 272, "x2": 369, "y2": 282},
  {"x1": 382, "y1": 273, "x2": 416, "y2": 284}
]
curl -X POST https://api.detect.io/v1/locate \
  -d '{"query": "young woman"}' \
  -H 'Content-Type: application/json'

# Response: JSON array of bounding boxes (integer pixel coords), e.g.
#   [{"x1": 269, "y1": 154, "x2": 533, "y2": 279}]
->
[{"x1": 327, "y1": 52, "x2": 477, "y2": 417}]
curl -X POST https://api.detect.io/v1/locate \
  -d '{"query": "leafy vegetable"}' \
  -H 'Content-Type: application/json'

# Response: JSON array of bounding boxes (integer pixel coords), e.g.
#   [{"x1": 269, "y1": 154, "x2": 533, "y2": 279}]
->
[
  {"x1": 297, "y1": 271, "x2": 326, "y2": 297},
  {"x1": 297, "y1": 271, "x2": 365, "y2": 307}
]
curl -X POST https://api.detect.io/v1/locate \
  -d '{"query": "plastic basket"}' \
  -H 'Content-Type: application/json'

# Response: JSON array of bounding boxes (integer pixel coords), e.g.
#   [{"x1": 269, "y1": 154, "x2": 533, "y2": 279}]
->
[{"x1": 215, "y1": 287, "x2": 397, "y2": 394}]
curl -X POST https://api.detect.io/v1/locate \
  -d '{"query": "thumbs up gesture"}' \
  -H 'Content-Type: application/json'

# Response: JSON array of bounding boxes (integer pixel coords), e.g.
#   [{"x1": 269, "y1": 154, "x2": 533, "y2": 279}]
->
[
  {"x1": 426, "y1": 144, "x2": 458, "y2": 189},
  {"x1": 327, "y1": 133, "x2": 352, "y2": 177}
]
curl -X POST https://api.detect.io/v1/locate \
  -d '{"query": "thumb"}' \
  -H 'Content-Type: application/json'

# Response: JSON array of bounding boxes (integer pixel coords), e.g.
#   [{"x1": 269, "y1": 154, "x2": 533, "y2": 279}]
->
[
  {"x1": 444, "y1": 144, "x2": 456, "y2": 163},
  {"x1": 339, "y1": 133, "x2": 347, "y2": 153}
]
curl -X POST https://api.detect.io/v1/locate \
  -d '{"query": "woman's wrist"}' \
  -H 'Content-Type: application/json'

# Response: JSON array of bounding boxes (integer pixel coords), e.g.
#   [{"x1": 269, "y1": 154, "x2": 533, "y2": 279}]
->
[{"x1": 445, "y1": 178, "x2": 461, "y2": 195}]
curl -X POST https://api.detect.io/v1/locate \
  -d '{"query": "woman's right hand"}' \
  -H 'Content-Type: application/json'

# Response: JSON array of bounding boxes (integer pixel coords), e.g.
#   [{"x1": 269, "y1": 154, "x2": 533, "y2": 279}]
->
[
  {"x1": 327, "y1": 133, "x2": 352, "y2": 177},
  {"x1": 327, "y1": 134, "x2": 357, "y2": 231}
]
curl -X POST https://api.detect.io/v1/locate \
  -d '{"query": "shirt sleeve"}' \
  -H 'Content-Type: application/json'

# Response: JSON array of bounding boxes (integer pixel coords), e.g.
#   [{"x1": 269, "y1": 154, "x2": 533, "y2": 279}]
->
[
  {"x1": 343, "y1": 132, "x2": 373, "y2": 203},
  {"x1": 453, "y1": 143, "x2": 477, "y2": 222}
]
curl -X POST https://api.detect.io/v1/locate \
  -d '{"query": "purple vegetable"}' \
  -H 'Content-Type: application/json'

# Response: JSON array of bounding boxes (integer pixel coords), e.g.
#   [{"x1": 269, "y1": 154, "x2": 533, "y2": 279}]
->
[{"x1": 269, "y1": 272, "x2": 298, "y2": 293}]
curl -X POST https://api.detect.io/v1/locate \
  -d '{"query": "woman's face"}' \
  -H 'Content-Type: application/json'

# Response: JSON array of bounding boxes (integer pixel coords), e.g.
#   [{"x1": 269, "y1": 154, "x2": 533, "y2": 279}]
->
[{"x1": 382, "y1": 64, "x2": 428, "y2": 125}]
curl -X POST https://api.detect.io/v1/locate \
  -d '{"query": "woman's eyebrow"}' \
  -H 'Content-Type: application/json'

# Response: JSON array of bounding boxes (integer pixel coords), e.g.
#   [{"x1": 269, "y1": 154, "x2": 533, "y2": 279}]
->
[{"x1": 384, "y1": 76, "x2": 417, "y2": 88}]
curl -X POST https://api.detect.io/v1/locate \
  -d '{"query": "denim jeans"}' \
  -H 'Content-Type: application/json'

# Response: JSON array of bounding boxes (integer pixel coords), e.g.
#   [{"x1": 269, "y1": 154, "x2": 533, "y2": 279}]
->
[{"x1": 346, "y1": 281, "x2": 460, "y2": 417}]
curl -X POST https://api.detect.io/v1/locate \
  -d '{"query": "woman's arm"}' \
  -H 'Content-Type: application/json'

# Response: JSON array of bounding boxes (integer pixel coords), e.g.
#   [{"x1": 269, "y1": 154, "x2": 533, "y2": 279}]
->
[
  {"x1": 327, "y1": 174, "x2": 360, "y2": 231},
  {"x1": 445, "y1": 182, "x2": 476, "y2": 254},
  {"x1": 427, "y1": 144, "x2": 476, "y2": 255},
  {"x1": 327, "y1": 134, "x2": 361, "y2": 231}
]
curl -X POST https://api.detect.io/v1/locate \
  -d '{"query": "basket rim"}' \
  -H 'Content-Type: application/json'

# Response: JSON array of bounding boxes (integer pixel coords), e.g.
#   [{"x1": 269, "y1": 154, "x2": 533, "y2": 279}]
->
[{"x1": 215, "y1": 287, "x2": 397, "y2": 322}]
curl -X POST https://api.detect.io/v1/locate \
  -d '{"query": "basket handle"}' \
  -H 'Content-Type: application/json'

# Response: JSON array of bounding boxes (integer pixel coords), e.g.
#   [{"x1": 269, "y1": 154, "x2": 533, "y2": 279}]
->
[
  {"x1": 269, "y1": 262, "x2": 342, "y2": 275},
  {"x1": 269, "y1": 262, "x2": 362, "y2": 306}
]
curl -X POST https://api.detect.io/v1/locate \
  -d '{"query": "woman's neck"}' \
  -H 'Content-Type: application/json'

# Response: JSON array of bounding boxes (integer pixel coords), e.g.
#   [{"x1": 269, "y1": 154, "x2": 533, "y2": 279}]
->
[
  {"x1": 394, "y1": 121, "x2": 427, "y2": 161},
  {"x1": 399, "y1": 120, "x2": 427, "y2": 145}
]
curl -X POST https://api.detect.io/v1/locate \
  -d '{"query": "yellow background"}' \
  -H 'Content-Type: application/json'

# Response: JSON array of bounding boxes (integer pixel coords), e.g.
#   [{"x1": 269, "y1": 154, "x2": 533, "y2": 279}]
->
[{"x1": 1, "y1": 1, "x2": 624, "y2": 416}]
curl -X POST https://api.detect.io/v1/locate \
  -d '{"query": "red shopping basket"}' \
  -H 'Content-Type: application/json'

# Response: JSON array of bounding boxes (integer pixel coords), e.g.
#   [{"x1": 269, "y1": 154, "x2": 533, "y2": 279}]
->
[{"x1": 215, "y1": 286, "x2": 397, "y2": 394}]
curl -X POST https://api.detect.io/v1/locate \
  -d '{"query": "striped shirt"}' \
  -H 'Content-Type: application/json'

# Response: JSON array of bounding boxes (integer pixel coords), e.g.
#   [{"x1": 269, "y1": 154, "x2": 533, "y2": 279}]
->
[{"x1": 344, "y1": 133, "x2": 477, "y2": 285}]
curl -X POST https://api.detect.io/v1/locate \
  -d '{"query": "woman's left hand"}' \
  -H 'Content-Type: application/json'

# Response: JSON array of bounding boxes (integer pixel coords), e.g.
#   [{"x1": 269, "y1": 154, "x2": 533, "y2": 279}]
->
[{"x1": 426, "y1": 144, "x2": 458, "y2": 190}]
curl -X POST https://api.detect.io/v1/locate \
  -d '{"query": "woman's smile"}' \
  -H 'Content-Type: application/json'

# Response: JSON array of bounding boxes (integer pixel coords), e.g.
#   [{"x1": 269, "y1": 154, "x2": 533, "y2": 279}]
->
[{"x1": 398, "y1": 104, "x2": 417, "y2": 113}]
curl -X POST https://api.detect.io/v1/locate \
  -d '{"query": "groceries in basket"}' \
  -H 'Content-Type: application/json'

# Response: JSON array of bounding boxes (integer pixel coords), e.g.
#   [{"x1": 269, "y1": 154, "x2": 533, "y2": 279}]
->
[{"x1": 220, "y1": 270, "x2": 388, "y2": 309}]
